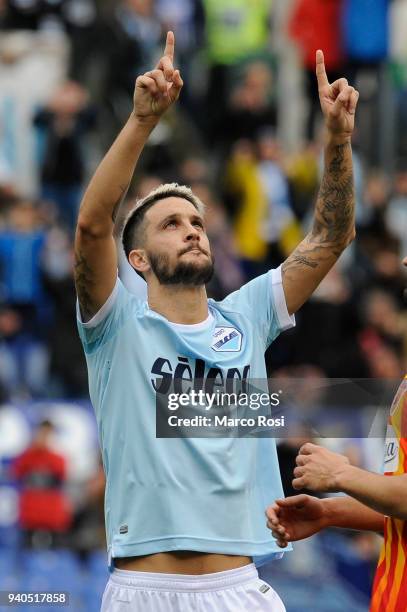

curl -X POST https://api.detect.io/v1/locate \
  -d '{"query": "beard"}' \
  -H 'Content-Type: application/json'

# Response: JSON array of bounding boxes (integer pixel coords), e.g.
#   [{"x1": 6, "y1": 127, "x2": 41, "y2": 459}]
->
[{"x1": 148, "y1": 249, "x2": 214, "y2": 286}]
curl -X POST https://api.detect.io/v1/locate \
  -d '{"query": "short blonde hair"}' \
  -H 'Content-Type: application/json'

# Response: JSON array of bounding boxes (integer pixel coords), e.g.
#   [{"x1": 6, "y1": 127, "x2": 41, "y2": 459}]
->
[{"x1": 122, "y1": 183, "x2": 205, "y2": 259}]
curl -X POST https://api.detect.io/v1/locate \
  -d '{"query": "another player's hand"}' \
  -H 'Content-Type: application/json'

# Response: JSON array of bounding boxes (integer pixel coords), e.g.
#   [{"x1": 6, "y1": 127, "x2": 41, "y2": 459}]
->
[
  {"x1": 316, "y1": 50, "x2": 359, "y2": 137},
  {"x1": 292, "y1": 443, "x2": 350, "y2": 492},
  {"x1": 266, "y1": 494, "x2": 328, "y2": 547},
  {"x1": 133, "y1": 31, "x2": 183, "y2": 122}
]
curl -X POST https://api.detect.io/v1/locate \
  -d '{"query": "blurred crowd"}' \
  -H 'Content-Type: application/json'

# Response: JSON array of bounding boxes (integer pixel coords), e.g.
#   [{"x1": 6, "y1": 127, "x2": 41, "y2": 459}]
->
[{"x1": 0, "y1": 1, "x2": 406, "y2": 607}]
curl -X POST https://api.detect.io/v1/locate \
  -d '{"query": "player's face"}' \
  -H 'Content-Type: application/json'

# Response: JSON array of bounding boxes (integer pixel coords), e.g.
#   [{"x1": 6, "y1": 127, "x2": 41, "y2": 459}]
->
[{"x1": 144, "y1": 197, "x2": 214, "y2": 286}]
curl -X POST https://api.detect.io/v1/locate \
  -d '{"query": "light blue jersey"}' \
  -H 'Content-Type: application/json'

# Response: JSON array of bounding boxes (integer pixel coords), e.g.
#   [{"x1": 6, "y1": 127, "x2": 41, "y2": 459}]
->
[{"x1": 77, "y1": 266, "x2": 295, "y2": 567}]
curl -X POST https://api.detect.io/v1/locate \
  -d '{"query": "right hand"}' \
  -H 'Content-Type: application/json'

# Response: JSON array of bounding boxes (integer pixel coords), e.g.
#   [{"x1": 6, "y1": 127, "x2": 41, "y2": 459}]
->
[
  {"x1": 266, "y1": 494, "x2": 328, "y2": 547},
  {"x1": 134, "y1": 31, "x2": 183, "y2": 121}
]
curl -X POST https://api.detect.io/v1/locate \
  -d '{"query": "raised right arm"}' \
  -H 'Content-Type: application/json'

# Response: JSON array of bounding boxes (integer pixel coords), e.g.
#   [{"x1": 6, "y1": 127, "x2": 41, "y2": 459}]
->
[{"x1": 74, "y1": 32, "x2": 183, "y2": 321}]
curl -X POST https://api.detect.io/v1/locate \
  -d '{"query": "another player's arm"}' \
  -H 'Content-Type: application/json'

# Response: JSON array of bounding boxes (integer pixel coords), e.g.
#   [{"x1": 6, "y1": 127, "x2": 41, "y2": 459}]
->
[
  {"x1": 266, "y1": 494, "x2": 384, "y2": 547},
  {"x1": 323, "y1": 496, "x2": 385, "y2": 532},
  {"x1": 74, "y1": 32, "x2": 183, "y2": 321},
  {"x1": 282, "y1": 51, "x2": 359, "y2": 315},
  {"x1": 293, "y1": 443, "x2": 407, "y2": 520},
  {"x1": 334, "y1": 469, "x2": 407, "y2": 521}
]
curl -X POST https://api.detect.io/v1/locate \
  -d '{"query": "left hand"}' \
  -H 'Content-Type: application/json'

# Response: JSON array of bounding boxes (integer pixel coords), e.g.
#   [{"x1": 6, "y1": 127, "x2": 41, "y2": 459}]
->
[
  {"x1": 266, "y1": 495, "x2": 328, "y2": 547},
  {"x1": 292, "y1": 443, "x2": 350, "y2": 492},
  {"x1": 316, "y1": 50, "x2": 359, "y2": 137}
]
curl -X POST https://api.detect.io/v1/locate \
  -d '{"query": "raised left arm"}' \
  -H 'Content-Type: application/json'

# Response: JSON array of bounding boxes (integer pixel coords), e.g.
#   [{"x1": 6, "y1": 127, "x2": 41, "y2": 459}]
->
[{"x1": 282, "y1": 51, "x2": 359, "y2": 315}]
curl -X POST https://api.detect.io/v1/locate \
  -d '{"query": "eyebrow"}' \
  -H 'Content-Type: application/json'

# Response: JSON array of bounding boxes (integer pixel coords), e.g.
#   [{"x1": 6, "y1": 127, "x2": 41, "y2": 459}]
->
[{"x1": 159, "y1": 212, "x2": 204, "y2": 226}]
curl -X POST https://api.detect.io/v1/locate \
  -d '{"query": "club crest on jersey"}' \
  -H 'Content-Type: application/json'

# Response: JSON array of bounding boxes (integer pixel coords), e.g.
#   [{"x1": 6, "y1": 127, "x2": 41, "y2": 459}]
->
[{"x1": 211, "y1": 326, "x2": 242, "y2": 352}]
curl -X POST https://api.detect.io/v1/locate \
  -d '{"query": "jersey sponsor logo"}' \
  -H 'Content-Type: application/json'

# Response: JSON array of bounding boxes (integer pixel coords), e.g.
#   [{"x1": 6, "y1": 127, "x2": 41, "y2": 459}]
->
[
  {"x1": 151, "y1": 355, "x2": 250, "y2": 395},
  {"x1": 211, "y1": 327, "x2": 242, "y2": 352},
  {"x1": 384, "y1": 425, "x2": 399, "y2": 473}
]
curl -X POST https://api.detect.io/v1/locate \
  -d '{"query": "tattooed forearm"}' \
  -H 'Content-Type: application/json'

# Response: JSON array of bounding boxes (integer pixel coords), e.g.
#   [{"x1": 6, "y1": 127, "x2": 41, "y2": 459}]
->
[
  {"x1": 74, "y1": 249, "x2": 97, "y2": 321},
  {"x1": 111, "y1": 183, "x2": 130, "y2": 223},
  {"x1": 281, "y1": 138, "x2": 355, "y2": 314},
  {"x1": 284, "y1": 140, "x2": 355, "y2": 275},
  {"x1": 311, "y1": 140, "x2": 355, "y2": 249},
  {"x1": 289, "y1": 254, "x2": 319, "y2": 269},
  {"x1": 282, "y1": 234, "x2": 332, "y2": 277}
]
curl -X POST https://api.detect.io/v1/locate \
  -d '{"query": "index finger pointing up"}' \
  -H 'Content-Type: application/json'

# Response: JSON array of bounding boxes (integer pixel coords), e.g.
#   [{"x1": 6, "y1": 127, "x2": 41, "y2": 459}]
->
[
  {"x1": 316, "y1": 49, "x2": 329, "y2": 89},
  {"x1": 164, "y1": 31, "x2": 175, "y2": 61}
]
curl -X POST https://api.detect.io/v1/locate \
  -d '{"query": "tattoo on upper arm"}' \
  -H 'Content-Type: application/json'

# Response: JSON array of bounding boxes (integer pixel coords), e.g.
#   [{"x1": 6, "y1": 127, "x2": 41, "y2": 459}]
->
[
  {"x1": 111, "y1": 183, "x2": 130, "y2": 223},
  {"x1": 74, "y1": 249, "x2": 97, "y2": 320}
]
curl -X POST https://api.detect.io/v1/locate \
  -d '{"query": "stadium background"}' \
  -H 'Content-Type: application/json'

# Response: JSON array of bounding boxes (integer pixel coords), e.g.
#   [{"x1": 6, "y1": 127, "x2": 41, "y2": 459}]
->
[{"x1": 0, "y1": 0, "x2": 406, "y2": 610}]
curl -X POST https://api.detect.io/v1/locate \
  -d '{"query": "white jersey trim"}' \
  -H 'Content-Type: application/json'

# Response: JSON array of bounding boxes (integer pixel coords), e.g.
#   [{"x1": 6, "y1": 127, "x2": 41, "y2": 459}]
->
[
  {"x1": 163, "y1": 311, "x2": 214, "y2": 332},
  {"x1": 271, "y1": 266, "x2": 296, "y2": 331},
  {"x1": 76, "y1": 276, "x2": 120, "y2": 329}
]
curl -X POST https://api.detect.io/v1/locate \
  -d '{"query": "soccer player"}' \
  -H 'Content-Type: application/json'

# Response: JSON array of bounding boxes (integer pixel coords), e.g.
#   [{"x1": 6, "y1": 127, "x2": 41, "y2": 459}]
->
[
  {"x1": 266, "y1": 300, "x2": 407, "y2": 612},
  {"x1": 75, "y1": 32, "x2": 358, "y2": 611}
]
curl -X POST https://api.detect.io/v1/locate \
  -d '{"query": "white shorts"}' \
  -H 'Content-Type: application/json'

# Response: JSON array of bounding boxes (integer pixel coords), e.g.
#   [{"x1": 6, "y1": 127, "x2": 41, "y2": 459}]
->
[{"x1": 101, "y1": 563, "x2": 285, "y2": 611}]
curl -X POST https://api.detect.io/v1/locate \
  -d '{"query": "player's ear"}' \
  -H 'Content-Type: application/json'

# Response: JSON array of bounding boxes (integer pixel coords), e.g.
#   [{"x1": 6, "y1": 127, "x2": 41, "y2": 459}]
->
[{"x1": 129, "y1": 249, "x2": 150, "y2": 275}]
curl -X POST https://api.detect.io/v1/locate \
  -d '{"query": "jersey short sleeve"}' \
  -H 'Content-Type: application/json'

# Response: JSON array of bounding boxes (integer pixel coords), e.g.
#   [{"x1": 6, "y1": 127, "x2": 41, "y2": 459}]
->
[
  {"x1": 76, "y1": 277, "x2": 134, "y2": 354},
  {"x1": 218, "y1": 266, "x2": 295, "y2": 348}
]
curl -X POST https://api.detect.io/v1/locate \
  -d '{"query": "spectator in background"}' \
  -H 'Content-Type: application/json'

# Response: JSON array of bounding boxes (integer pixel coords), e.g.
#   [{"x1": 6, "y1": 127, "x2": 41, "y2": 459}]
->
[
  {"x1": 41, "y1": 226, "x2": 88, "y2": 397},
  {"x1": 101, "y1": 0, "x2": 162, "y2": 128},
  {"x1": 0, "y1": 0, "x2": 6, "y2": 25},
  {"x1": 225, "y1": 140, "x2": 269, "y2": 277},
  {"x1": 256, "y1": 129, "x2": 302, "y2": 267},
  {"x1": 202, "y1": 0, "x2": 271, "y2": 143},
  {"x1": 1, "y1": 0, "x2": 57, "y2": 31},
  {"x1": 0, "y1": 199, "x2": 49, "y2": 398},
  {"x1": 391, "y1": 0, "x2": 407, "y2": 158},
  {"x1": 342, "y1": 0, "x2": 389, "y2": 70},
  {"x1": 34, "y1": 80, "x2": 96, "y2": 234},
  {"x1": 342, "y1": 0, "x2": 390, "y2": 166},
  {"x1": 224, "y1": 60, "x2": 277, "y2": 149},
  {"x1": 62, "y1": 0, "x2": 98, "y2": 84},
  {"x1": 12, "y1": 419, "x2": 72, "y2": 549},
  {"x1": 289, "y1": 0, "x2": 344, "y2": 139},
  {"x1": 359, "y1": 288, "x2": 406, "y2": 377},
  {"x1": 0, "y1": 0, "x2": 99, "y2": 88},
  {"x1": 1, "y1": 0, "x2": 95, "y2": 36},
  {"x1": 70, "y1": 455, "x2": 105, "y2": 560},
  {"x1": 288, "y1": 267, "x2": 369, "y2": 378},
  {"x1": 155, "y1": 0, "x2": 204, "y2": 115},
  {"x1": 386, "y1": 160, "x2": 407, "y2": 256},
  {"x1": 0, "y1": 31, "x2": 70, "y2": 195},
  {"x1": 225, "y1": 131, "x2": 302, "y2": 279},
  {"x1": 285, "y1": 142, "x2": 319, "y2": 222}
]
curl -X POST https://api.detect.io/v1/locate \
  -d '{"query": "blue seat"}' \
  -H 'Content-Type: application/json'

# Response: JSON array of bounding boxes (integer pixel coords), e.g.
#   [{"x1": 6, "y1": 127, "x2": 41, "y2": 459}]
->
[
  {"x1": 21, "y1": 549, "x2": 80, "y2": 577},
  {"x1": 0, "y1": 526, "x2": 20, "y2": 551},
  {"x1": 0, "y1": 572, "x2": 20, "y2": 591},
  {"x1": 82, "y1": 583, "x2": 105, "y2": 612},
  {"x1": 88, "y1": 550, "x2": 109, "y2": 577},
  {"x1": 0, "y1": 548, "x2": 18, "y2": 576}
]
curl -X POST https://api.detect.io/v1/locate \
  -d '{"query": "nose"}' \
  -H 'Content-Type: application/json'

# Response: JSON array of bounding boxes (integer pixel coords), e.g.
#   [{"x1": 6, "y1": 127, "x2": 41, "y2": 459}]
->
[
  {"x1": 185, "y1": 224, "x2": 200, "y2": 242},
  {"x1": 403, "y1": 256, "x2": 407, "y2": 267}
]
